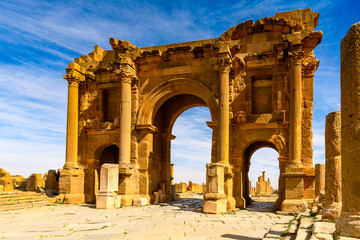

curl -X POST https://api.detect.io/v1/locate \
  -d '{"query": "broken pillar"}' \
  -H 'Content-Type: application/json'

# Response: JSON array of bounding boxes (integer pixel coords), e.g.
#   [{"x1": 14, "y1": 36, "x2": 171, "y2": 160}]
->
[
  {"x1": 335, "y1": 22, "x2": 360, "y2": 239},
  {"x1": 314, "y1": 163, "x2": 325, "y2": 201},
  {"x1": 322, "y1": 111, "x2": 342, "y2": 221},
  {"x1": 45, "y1": 169, "x2": 59, "y2": 194},
  {"x1": 0, "y1": 169, "x2": 13, "y2": 192}
]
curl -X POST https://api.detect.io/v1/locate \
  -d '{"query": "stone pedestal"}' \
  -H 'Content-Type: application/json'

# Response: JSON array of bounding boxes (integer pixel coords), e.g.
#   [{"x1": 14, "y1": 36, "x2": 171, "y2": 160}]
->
[
  {"x1": 336, "y1": 22, "x2": 360, "y2": 239},
  {"x1": 59, "y1": 168, "x2": 85, "y2": 203},
  {"x1": 96, "y1": 164, "x2": 120, "y2": 209},
  {"x1": 203, "y1": 163, "x2": 227, "y2": 214},
  {"x1": 323, "y1": 111, "x2": 342, "y2": 221},
  {"x1": 281, "y1": 170, "x2": 308, "y2": 212}
]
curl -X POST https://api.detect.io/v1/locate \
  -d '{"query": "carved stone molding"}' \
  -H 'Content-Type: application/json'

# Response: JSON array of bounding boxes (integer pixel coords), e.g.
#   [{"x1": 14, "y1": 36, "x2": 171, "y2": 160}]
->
[{"x1": 302, "y1": 58, "x2": 320, "y2": 76}]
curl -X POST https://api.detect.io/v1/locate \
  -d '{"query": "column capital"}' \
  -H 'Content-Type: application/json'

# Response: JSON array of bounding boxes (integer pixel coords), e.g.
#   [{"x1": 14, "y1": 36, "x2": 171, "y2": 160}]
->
[
  {"x1": 217, "y1": 57, "x2": 233, "y2": 73},
  {"x1": 65, "y1": 77, "x2": 80, "y2": 87},
  {"x1": 289, "y1": 44, "x2": 305, "y2": 66},
  {"x1": 115, "y1": 70, "x2": 138, "y2": 85}
]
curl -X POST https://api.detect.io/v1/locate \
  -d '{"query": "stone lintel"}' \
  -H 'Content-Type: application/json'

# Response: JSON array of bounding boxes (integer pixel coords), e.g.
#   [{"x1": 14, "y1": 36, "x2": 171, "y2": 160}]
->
[
  {"x1": 206, "y1": 121, "x2": 218, "y2": 129},
  {"x1": 86, "y1": 130, "x2": 120, "y2": 135},
  {"x1": 135, "y1": 124, "x2": 158, "y2": 133}
]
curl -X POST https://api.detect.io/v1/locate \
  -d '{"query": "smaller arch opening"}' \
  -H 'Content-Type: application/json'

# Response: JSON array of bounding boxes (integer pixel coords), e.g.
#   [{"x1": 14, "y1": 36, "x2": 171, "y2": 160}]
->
[
  {"x1": 244, "y1": 142, "x2": 279, "y2": 212},
  {"x1": 99, "y1": 145, "x2": 119, "y2": 167}
]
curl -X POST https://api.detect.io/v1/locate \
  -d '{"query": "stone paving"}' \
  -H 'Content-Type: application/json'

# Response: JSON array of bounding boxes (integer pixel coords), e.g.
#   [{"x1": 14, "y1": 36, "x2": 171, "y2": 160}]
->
[{"x1": 0, "y1": 194, "x2": 294, "y2": 240}]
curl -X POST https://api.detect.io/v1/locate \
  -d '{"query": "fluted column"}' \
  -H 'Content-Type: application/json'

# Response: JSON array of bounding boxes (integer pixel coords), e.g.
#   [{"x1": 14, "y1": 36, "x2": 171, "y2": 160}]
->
[
  {"x1": 64, "y1": 77, "x2": 80, "y2": 169},
  {"x1": 288, "y1": 44, "x2": 304, "y2": 168}
]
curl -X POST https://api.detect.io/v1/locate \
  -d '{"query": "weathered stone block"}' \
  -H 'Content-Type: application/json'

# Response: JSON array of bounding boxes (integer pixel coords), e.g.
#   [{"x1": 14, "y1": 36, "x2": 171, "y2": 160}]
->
[{"x1": 0, "y1": 169, "x2": 13, "y2": 192}]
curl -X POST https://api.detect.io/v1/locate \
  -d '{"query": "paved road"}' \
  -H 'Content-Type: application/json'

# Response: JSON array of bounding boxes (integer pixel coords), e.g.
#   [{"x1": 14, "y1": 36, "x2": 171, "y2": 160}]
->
[{"x1": 0, "y1": 195, "x2": 293, "y2": 240}]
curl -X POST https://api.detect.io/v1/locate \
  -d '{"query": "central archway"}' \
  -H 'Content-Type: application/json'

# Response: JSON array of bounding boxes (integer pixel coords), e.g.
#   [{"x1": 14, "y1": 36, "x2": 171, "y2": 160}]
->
[
  {"x1": 137, "y1": 78, "x2": 218, "y2": 203},
  {"x1": 150, "y1": 94, "x2": 212, "y2": 200}
]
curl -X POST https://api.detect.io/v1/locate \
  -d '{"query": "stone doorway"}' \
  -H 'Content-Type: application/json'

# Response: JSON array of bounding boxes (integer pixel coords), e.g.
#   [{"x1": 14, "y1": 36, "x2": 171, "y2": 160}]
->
[{"x1": 99, "y1": 145, "x2": 119, "y2": 167}]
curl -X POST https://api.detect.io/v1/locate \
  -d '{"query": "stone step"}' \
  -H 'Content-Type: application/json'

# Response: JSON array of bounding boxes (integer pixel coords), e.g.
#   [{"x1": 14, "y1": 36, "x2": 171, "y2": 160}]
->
[
  {"x1": 0, "y1": 193, "x2": 44, "y2": 200},
  {"x1": 0, "y1": 192, "x2": 43, "y2": 199},
  {"x1": 0, "y1": 201, "x2": 50, "y2": 211},
  {"x1": 0, "y1": 196, "x2": 48, "y2": 205}
]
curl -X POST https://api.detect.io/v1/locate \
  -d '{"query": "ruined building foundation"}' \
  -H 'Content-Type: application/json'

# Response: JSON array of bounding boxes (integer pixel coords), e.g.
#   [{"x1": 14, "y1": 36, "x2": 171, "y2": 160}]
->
[{"x1": 58, "y1": 8, "x2": 322, "y2": 213}]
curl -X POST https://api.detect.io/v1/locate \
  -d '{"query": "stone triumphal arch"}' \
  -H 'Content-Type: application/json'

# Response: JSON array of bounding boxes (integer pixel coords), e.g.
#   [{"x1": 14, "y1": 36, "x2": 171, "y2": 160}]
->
[{"x1": 58, "y1": 8, "x2": 322, "y2": 213}]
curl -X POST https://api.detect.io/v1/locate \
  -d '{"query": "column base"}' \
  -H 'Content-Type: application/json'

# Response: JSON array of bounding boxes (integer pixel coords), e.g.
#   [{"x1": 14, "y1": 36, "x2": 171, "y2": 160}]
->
[
  {"x1": 57, "y1": 193, "x2": 85, "y2": 204},
  {"x1": 235, "y1": 196, "x2": 246, "y2": 209},
  {"x1": 275, "y1": 197, "x2": 283, "y2": 210},
  {"x1": 96, "y1": 192, "x2": 121, "y2": 209},
  {"x1": 120, "y1": 194, "x2": 137, "y2": 206},
  {"x1": 281, "y1": 199, "x2": 308, "y2": 213},
  {"x1": 58, "y1": 167, "x2": 85, "y2": 204},
  {"x1": 335, "y1": 213, "x2": 360, "y2": 238},
  {"x1": 322, "y1": 202, "x2": 342, "y2": 221},
  {"x1": 203, "y1": 199, "x2": 227, "y2": 214}
]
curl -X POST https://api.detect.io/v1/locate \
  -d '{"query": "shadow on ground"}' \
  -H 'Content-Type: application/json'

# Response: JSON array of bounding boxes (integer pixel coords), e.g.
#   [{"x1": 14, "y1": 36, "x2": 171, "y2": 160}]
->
[{"x1": 221, "y1": 234, "x2": 262, "y2": 240}]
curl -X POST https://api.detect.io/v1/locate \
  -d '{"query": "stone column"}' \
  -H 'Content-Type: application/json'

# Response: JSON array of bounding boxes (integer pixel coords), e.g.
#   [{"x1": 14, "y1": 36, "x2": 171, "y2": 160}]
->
[
  {"x1": 218, "y1": 57, "x2": 231, "y2": 164},
  {"x1": 119, "y1": 75, "x2": 132, "y2": 168},
  {"x1": 59, "y1": 68, "x2": 85, "y2": 204},
  {"x1": 218, "y1": 54, "x2": 236, "y2": 212},
  {"x1": 117, "y1": 74, "x2": 134, "y2": 206},
  {"x1": 65, "y1": 77, "x2": 80, "y2": 169},
  {"x1": 281, "y1": 45, "x2": 307, "y2": 212},
  {"x1": 323, "y1": 111, "x2": 342, "y2": 221},
  {"x1": 314, "y1": 164, "x2": 325, "y2": 214},
  {"x1": 336, "y1": 23, "x2": 360, "y2": 239},
  {"x1": 288, "y1": 44, "x2": 304, "y2": 168},
  {"x1": 315, "y1": 164, "x2": 325, "y2": 197}
]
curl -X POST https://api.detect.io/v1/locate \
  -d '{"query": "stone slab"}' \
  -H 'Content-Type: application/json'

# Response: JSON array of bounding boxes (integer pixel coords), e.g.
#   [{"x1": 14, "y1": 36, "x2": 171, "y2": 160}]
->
[{"x1": 313, "y1": 222, "x2": 336, "y2": 234}]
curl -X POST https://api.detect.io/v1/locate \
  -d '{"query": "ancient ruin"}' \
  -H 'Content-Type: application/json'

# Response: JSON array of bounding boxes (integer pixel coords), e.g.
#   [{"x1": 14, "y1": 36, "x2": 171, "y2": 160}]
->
[
  {"x1": 322, "y1": 111, "x2": 341, "y2": 221},
  {"x1": 335, "y1": 22, "x2": 360, "y2": 239},
  {"x1": 58, "y1": 8, "x2": 322, "y2": 213},
  {"x1": 249, "y1": 171, "x2": 274, "y2": 196}
]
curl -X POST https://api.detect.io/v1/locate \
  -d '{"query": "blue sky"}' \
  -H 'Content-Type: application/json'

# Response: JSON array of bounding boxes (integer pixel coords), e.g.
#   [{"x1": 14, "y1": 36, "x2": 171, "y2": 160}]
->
[{"x1": 0, "y1": 0, "x2": 359, "y2": 188}]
